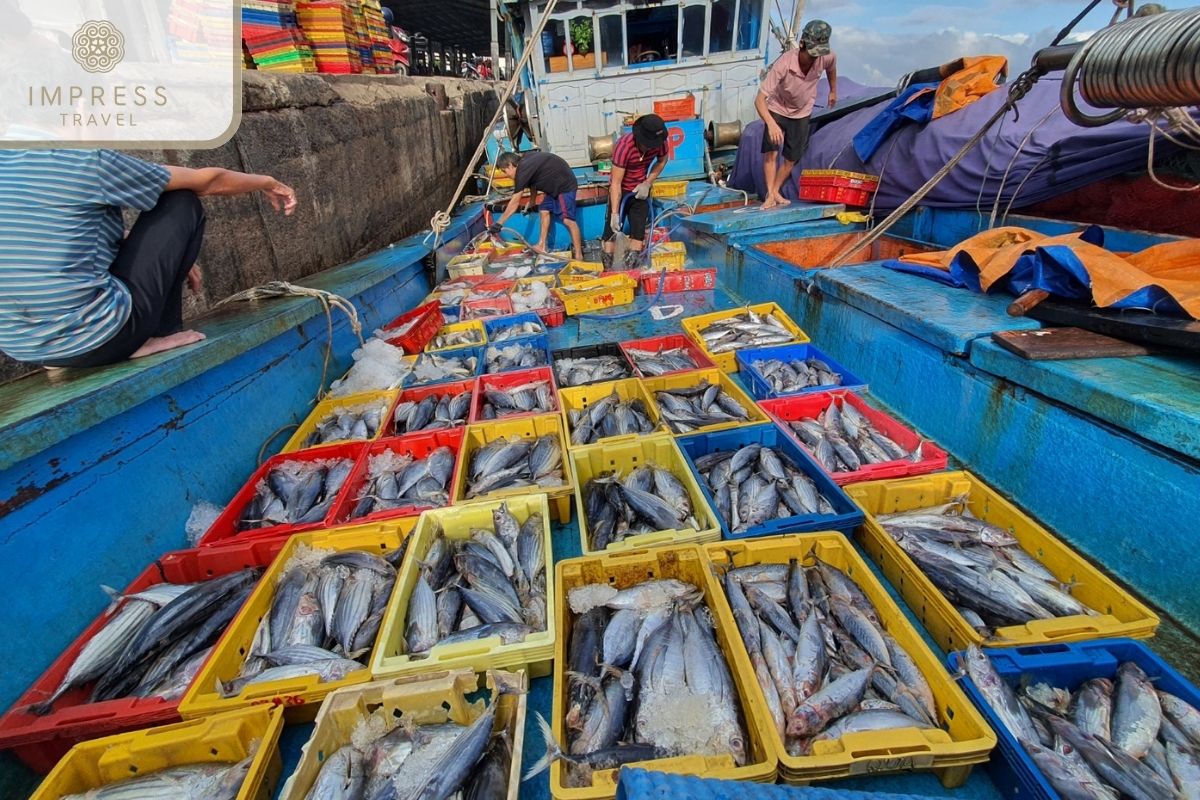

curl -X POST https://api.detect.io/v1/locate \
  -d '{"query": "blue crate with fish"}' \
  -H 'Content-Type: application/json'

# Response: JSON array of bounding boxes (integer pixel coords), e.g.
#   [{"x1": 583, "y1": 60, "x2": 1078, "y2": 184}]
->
[
  {"x1": 948, "y1": 639, "x2": 1200, "y2": 800},
  {"x1": 735, "y1": 343, "x2": 867, "y2": 401},
  {"x1": 616, "y1": 768, "x2": 956, "y2": 800},
  {"x1": 676, "y1": 422, "x2": 864, "y2": 539},
  {"x1": 483, "y1": 333, "x2": 553, "y2": 375},
  {"x1": 483, "y1": 312, "x2": 546, "y2": 344},
  {"x1": 406, "y1": 345, "x2": 484, "y2": 387}
]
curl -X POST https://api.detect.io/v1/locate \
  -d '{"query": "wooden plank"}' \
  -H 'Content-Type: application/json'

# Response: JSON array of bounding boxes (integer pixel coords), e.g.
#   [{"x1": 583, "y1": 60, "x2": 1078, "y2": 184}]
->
[
  {"x1": 682, "y1": 201, "x2": 845, "y2": 234},
  {"x1": 1028, "y1": 300, "x2": 1200, "y2": 353},
  {"x1": 992, "y1": 327, "x2": 1152, "y2": 360}
]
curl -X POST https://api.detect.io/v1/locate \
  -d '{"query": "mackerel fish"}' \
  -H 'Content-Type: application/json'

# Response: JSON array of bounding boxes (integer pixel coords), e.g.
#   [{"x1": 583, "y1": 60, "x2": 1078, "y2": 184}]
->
[
  {"x1": 554, "y1": 355, "x2": 630, "y2": 388},
  {"x1": 696, "y1": 309, "x2": 798, "y2": 354},
  {"x1": 464, "y1": 434, "x2": 564, "y2": 499},
  {"x1": 582, "y1": 462, "x2": 701, "y2": 551},
  {"x1": 402, "y1": 502, "x2": 546, "y2": 655},
  {"x1": 624, "y1": 345, "x2": 702, "y2": 377},
  {"x1": 531, "y1": 577, "x2": 747, "y2": 788},
  {"x1": 60, "y1": 755, "x2": 254, "y2": 800},
  {"x1": 718, "y1": 553, "x2": 937, "y2": 754},
  {"x1": 965, "y1": 646, "x2": 1193, "y2": 800},
  {"x1": 237, "y1": 457, "x2": 355, "y2": 532},
  {"x1": 411, "y1": 352, "x2": 478, "y2": 386},
  {"x1": 750, "y1": 355, "x2": 843, "y2": 394},
  {"x1": 485, "y1": 342, "x2": 547, "y2": 374},
  {"x1": 306, "y1": 398, "x2": 390, "y2": 447},
  {"x1": 489, "y1": 319, "x2": 544, "y2": 341},
  {"x1": 653, "y1": 378, "x2": 751, "y2": 434},
  {"x1": 786, "y1": 397, "x2": 919, "y2": 473},
  {"x1": 478, "y1": 380, "x2": 555, "y2": 420},
  {"x1": 392, "y1": 388, "x2": 472, "y2": 434},
  {"x1": 880, "y1": 503, "x2": 1099, "y2": 635},
  {"x1": 349, "y1": 446, "x2": 455, "y2": 519},
  {"x1": 692, "y1": 442, "x2": 838, "y2": 532},
  {"x1": 431, "y1": 327, "x2": 484, "y2": 350},
  {"x1": 568, "y1": 388, "x2": 656, "y2": 446},
  {"x1": 222, "y1": 546, "x2": 405, "y2": 697}
]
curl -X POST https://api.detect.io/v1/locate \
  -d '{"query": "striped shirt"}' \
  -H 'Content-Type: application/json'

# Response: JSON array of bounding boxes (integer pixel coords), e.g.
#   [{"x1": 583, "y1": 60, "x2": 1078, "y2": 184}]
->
[
  {"x1": 612, "y1": 133, "x2": 668, "y2": 193},
  {"x1": 0, "y1": 150, "x2": 169, "y2": 362}
]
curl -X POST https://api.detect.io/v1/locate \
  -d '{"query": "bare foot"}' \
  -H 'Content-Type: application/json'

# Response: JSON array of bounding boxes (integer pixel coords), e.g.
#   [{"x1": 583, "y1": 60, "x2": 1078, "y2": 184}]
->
[
  {"x1": 775, "y1": 195, "x2": 792, "y2": 207},
  {"x1": 762, "y1": 196, "x2": 779, "y2": 210},
  {"x1": 130, "y1": 330, "x2": 206, "y2": 359}
]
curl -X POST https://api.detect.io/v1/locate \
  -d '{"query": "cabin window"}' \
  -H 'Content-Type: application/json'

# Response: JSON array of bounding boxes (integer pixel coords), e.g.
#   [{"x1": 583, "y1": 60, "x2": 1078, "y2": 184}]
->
[
  {"x1": 680, "y1": 4, "x2": 706, "y2": 59},
  {"x1": 709, "y1": 0, "x2": 737, "y2": 54},
  {"x1": 540, "y1": 18, "x2": 568, "y2": 72},
  {"x1": 598, "y1": 14, "x2": 625, "y2": 69},
  {"x1": 736, "y1": 0, "x2": 763, "y2": 51},
  {"x1": 626, "y1": 4, "x2": 679, "y2": 66}
]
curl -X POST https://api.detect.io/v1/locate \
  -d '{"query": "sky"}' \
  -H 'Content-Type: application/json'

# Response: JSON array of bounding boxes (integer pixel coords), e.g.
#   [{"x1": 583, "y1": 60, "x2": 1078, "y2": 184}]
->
[{"x1": 770, "y1": 0, "x2": 1125, "y2": 86}]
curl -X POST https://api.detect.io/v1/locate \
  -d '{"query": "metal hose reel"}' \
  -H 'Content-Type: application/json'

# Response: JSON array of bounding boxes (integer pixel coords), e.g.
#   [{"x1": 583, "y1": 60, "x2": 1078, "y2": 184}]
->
[
  {"x1": 588, "y1": 135, "x2": 614, "y2": 163},
  {"x1": 706, "y1": 120, "x2": 743, "y2": 150},
  {"x1": 1060, "y1": 7, "x2": 1200, "y2": 127}
]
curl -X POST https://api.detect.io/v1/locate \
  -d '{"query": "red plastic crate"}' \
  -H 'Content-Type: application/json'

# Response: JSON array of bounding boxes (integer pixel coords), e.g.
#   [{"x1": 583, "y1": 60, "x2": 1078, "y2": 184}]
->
[
  {"x1": 535, "y1": 298, "x2": 566, "y2": 328},
  {"x1": 759, "y1": 390, "x2": 948, "y2": 484},
  {"x1": 381, "y1": 379, "x2": 476, "y2": 439},
  {"x1": 380, "y1": 301, "x2": 441, "y2": 354},
  {"x1": 326, "y1": 430, "x2": 465, "y2": 526},
  {"x1": 471, "y1": 366, "x2": 559, "y2": 423},
  {"x1": 639, "y1": 267, "x2": 717, "y2": 294},
  {"x1": 797, "y1": 171, "x2": 879, "y2": 209},
  {"x1": 461, "y1": 296, "x2": 514, "y2": 320},
  {"x1": 619, "y1": 334, "x2": 716, "y2": 378},
  {"x1": 0, "y1": 543, "x2": 281, "y2": 773},
  {"x1": 464, "y1": 280, "x2": 515, "y2": 301},
  {"x1": 197, "y1": 442, "x2": 366, "y2": 547},
  {"x1": 654, "y1": 95, "x2": 695, "y2": 121}
]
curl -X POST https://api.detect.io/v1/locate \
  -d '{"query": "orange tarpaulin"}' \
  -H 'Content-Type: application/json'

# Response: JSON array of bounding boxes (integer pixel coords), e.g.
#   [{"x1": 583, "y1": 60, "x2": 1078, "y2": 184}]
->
[
  {"x1": 899, "y1": 227, "x2": 1200, "y2": 318},
  {"x1": 933, "y1": 56, "x2": 1009, "y2": 119}
]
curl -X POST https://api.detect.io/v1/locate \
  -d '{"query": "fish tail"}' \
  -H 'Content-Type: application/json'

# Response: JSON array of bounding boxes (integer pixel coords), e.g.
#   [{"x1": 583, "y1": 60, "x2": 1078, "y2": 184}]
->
[
  {"x1": 101, "y1": 584, "x2": 124, "y2": 615},
  {"x1": 524, "y1": 711, "x2": 568, "y2": 780}
]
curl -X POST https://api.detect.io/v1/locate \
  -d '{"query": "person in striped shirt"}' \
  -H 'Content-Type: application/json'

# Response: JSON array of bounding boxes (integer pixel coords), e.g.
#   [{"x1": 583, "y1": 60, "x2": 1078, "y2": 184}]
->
[
  {"x1": 0, "y1": 149, "x2": 296, "y2": 369},
  {"x1": 603, "y1": 114, "x2": 671, "y2": 269}
]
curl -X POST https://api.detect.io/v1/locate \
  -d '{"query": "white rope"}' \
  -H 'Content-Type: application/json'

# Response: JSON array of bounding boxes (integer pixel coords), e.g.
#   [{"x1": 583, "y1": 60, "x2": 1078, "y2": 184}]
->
[
  {"x1": 1145, "y1": 124, "x2": 1200, "y2": 192},
  {"x1": 427, "y1": 0, "x2": 561, "y2": 249},
  {"x1": 215, "y1": 281, "x2": 364, "y2": 401}
]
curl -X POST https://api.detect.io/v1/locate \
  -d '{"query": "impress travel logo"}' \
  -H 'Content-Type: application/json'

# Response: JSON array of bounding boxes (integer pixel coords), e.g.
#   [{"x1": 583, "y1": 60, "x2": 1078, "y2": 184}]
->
[{"x1": 1, "y1": 0, "x2": 241, "y2": 148}]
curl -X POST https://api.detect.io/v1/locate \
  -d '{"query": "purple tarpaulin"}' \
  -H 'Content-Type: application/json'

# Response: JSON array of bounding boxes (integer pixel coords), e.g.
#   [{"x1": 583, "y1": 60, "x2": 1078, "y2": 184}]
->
[{"x1": 730, "y1": 74, "x2": 1175, "y2": 213}]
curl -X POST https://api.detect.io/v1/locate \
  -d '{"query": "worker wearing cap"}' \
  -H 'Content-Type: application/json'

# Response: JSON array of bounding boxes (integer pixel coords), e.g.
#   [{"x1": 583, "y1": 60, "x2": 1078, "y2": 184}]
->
[
  {"x1": 756, "y1": 20, "x2": 837, "y2": 210},
  {"x1": 603, "y1": 114, "x2": 671, "y2": 269},
  {"x1": 490, "y1": 150, "x2": 583, "y2": 260}
]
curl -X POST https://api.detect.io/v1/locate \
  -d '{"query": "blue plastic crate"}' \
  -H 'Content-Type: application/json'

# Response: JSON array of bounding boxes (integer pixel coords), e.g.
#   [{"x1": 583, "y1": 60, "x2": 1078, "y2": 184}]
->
[
  {"x1": 676, "y1": 422, "x2": 864, "y2": 539},
  {"x1": 617, "y1": 768, "x2": 945, "y2": 800},
  {"x1": 440, "y1": 305, "x2": 461, "y2": 324},
  {"x1": 948, "y1": 639, "x2": 1200, "y2": 800},
  {"x1": 483, "y1": 333, "x2": 553, "y2": 374},
  {"x1": 482, "y1": 312, "x2": 546, "y2": 343},
  {"x1": 407, "y1": 345, "x2": 484, "y2": 387},
  {"x1": 735, "y1": 343, "x2": 867, "y2": 401}
]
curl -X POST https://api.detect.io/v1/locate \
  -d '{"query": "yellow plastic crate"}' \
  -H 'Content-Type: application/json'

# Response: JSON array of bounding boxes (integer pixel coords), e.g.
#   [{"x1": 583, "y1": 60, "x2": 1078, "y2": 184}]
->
[
  {"x1": 281, "y1": 389, "x2": 397, "y2": 453},
  {"x1": 651, "y1": 180, "x2": 688, "y2": 199},
  {"x1": 179, "y1": 521, "x2": 415, "y2": 722},
  {"x1": 453, "y1": 415, "x2": 574, "y2": 522},
  {"x1": 371, "y1": 495, "x2": 555, "y2": 680},
  {"x1": 279, "y1": 669, "x2": 526, "y2": 800},
  {"x1": 640, "y1": 368, "x2": 770, "y2": 436},
  {"x1": 703, "y1": 533, "x2": 997, "y2": 787},
  {"x1": 845, "y1": 471, "x2": 1160, "y2": 652},
  {"x1": 426, "y1": 319, "x2": 487, "y2": 352},
  {"x1": 559, "y1": 377, "x2": 664, "y2": 449},
  {"x1": 570, "y1": 435, "x2": 720, "y2": 555},
  {"x1": 513, "y1": 274, "x2": 560, "y2": 291},
  {"x1": 551, "y1": 545, "x2": 777, "y2": 799},
  {"x1": 558, "y1": 261, "x2": 604, "y2": 285},
  {"x1": 681, "y1": 303, "x2": 809, "y2": 372},
  {"x1": 448, "y1": 252, "x2": 489, "y2": 279},
  {"x1": 554, "y1": 275, "x2": 637, "y2": 315},
  {"x1": 32, "y1": 706, "x2": 285, "y2": 800},
  {"x1": 649, "y1": 241, "x2": 687, "y2": 271},
  {"x1": 486, "y1": 164, "x2": 516, "y2": 190}
]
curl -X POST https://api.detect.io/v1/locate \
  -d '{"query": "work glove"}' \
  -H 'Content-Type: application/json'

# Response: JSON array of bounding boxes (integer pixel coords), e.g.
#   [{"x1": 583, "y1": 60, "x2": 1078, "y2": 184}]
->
[
  {"x1": 609, "y1": 212, "x2": 622, "y2": 233},
  {"x1": 634, "y1": 181, "x2": 652, "y2": 200},
  {"x1": 487, "y1": 223, "x2": 503, "y2": 235}
]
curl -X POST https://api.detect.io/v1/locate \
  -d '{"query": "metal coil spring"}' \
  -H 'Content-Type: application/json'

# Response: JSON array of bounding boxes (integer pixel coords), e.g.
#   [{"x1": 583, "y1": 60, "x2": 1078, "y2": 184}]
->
[{"x1": 1063, "y1": 7, "x2": 1200, "y2": 126}]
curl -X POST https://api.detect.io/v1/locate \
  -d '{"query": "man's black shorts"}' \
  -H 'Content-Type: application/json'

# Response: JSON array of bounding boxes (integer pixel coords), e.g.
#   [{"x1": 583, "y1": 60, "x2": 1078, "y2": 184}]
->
[
  {"x1": 602, "y1": 194, "x2": 651, "y2": 242},
  {"x1": 761, "y1": 111, "x2": 811, "y2": 162}
]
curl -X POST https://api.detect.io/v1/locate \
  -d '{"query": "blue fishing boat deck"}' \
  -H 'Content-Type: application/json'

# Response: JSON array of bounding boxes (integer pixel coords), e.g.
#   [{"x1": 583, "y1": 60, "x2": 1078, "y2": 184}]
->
[{"x1": 2, "y1": 191, "x2": 1199, "y2": 800}]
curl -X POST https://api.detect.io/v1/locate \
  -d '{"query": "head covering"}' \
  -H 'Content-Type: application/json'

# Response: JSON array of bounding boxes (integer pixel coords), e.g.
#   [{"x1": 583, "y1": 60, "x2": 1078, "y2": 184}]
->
[
  {"x1": 633, "y1": 113, "x2": 668, "y2": 151},
  {"x1": 801, "y1": 20, "x2": 832, "y2": 57},
  {"x1": 382, "y1": 6, "x2": 393, "y2": 24}
]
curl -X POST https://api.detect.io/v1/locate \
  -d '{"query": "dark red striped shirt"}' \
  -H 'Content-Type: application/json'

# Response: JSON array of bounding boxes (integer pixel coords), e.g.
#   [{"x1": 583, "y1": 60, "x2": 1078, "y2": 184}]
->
[{"x1": 612, "y1": 133, "x2": 668, "y2": 193}]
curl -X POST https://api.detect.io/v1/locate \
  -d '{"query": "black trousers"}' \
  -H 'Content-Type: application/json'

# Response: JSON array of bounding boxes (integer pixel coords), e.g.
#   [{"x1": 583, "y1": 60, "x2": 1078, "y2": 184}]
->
[
  {"x1": 42, "y1": 190, "x2": 206, "y2": 368},
  {"x1": 761, "y1": 111, "x2": 811, "y2": 163},
  {"x1": 602, "y1": 193, "x2": 651, "y2": 242}
]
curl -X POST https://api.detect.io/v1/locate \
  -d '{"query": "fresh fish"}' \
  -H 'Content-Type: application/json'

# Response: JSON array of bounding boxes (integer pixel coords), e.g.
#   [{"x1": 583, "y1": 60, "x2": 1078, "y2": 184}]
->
[
  {"x1": 393, "y1": 389, "x2": 472, "y2": 434},
  {"x1": 237, "y1": 458, "x2": 354, "y2": 532},
  {"x1": 654, "y1": 379, "x2": 749, "y2": 434},
  {"x1": 581, "y1": 465, "x2": 698, "y2": 551},
  {"x1": 485, "y1": 342, "x2": 548, "y2": 373},
  {"x1": 1111, "y1": 661, "x2": 1162, "y2": 759},
  {"x1": 696, "y1": 309, "x2": 798, "y2": 355},
  {"x1": 412, "y1": 351, "x2": 478, "y2": 386},
  {"x1": 58, "y1": 757, "x2": 254, "y2": 800},
  {"x1": 751, "y1": 355, "x2": 843, "y2": 394},
  {"x1": 432, "y1": 326, "x2": 484, "y2": 350},
  {"x1": 694, "y1": 442, "x2": 838, "y2": 532},
  {"x1": 489, "y1": 319, "x2": 544, "y2": 342},
  {"x1": 303, "y1": 744, "x2": 364, "y2": 800},
  {"x1": 306, "y1": 398, "x2": 390, "y2": 446},
  {"x1": 784, "y1": 397, "x2": 919, "y2": 472},
  {"x1": 624, "y1": 345, "x2": 702, "y2": 377},
  {"x1": 465, "y1": 435, "x2": 563, "y2": 499},
  {"x1": 351, "y1": 446, "x2": 455, "y2": 519},
  {"x1": 554, "y1": 355, "x2": 631, "y2": 388},
  {"x1": 568, "y1": 389, "x2": 656, "y2": 446},
  {"x1": 479, "y1": 380, "x2": 554, "y2": 419}
]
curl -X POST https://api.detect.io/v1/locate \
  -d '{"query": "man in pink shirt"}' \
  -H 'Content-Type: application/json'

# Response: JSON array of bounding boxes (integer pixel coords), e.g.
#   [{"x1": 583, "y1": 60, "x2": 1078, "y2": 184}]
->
[{"x1": 756, "y1": 20, "x2": 838, "y2": 209}]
